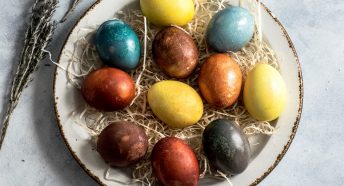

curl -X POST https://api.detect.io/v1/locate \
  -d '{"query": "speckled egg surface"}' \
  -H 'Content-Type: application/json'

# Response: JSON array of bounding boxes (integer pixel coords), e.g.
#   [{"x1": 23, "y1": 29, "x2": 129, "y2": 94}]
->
[
  {"x1": 206, "y1": 6, "x2": 255, "y2": 52},
  {"x1": 202, "y1": 119, "x2": 250, "y2": 175},
  {"x1": 95, "y1": 19, "x2": 141, "y2": 71},
  {"x1": 198, "y1": 53, "x2": 242, "y2": 108}
]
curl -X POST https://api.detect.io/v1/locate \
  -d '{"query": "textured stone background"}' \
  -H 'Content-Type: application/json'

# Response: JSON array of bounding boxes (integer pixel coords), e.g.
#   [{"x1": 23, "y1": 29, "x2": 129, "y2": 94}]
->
[{"x1": 0, "y1": 0, "x2": 343, "y2": 185}]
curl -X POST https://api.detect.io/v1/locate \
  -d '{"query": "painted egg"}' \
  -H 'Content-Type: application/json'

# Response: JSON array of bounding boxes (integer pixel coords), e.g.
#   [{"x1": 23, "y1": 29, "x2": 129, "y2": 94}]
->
[
  {"x1": 147, "y1": 80, "x2": 203, "y2": 128},
  {"x1": 140, "y1": 0, "x2": 195, "y2": 26},
  {"x1": 97, "y1": 121, "x2": 148, "y2": 167},
  {"x1": 202, "y1": 119, "x2": 250, "y2": 175},
  {"x1": 198, "y1": 53, "x2": 242, "y2": 108},
  {"x1": 243, "y1": 64, "x2": 287, "y2": 121},
  {"x1": 153, "y1": 26, "x2": 198, "y2": 78},
  {"x1": 151, "y1": 137, "x2": 199, "y2": 186},
  {"x1": 95, "y1": 19, "x2": 141, "y2": 71},
  {"x1": 81, "y1": 67, "x2": 135, "y2": 111},
  {"x1": 206, "y1": 6, "x2": 255, "y2": 52}
]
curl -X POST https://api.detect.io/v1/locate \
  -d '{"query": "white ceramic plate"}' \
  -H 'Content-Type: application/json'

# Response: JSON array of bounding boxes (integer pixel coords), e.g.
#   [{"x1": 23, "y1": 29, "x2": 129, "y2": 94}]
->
[{"x1": 54, "y1": 0, "x2": 303, "y2": 185}]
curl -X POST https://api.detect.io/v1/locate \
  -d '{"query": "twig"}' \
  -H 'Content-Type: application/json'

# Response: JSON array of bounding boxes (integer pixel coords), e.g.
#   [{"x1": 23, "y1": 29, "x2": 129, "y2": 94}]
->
[{"x1": 0, "y1": 0, "x2": 58, "y2": 150}]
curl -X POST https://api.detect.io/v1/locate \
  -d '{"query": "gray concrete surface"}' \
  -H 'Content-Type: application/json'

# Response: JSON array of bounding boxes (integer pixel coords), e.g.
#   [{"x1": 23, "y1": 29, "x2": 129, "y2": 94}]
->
[{"x1": 0, "y1": 0, "x2": 343, "y2": 185}]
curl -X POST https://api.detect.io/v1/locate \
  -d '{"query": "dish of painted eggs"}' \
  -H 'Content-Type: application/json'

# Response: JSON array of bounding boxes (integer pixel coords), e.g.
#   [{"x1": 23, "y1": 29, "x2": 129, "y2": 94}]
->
[{"x1": 54, "y1": 0, "x2": 303, "y2": 185}]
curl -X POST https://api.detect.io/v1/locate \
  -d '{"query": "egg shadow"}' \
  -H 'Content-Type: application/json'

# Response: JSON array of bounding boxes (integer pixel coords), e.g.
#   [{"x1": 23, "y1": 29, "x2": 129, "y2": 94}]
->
[
  {"x1": 249, "y1": 120, "x2": 278, "y2": 161},
  {"x1": 199, "y1": 178, "x2": 224, "y2": 185},
  {"x1": 79, "y1": 138, "x2": 104, "y2": 170}
]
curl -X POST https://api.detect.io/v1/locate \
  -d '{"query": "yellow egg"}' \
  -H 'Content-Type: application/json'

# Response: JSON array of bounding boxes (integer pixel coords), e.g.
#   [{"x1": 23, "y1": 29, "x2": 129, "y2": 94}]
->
[
  {"x1": 140, "y1": 0, "x2": 195, "y2": 26},
  {"x1": 243, "y1": 64, "x2": 287, "y2": 121},
  {"x1": 147, "y1": 80, "x2": 203, "y2": 128}
]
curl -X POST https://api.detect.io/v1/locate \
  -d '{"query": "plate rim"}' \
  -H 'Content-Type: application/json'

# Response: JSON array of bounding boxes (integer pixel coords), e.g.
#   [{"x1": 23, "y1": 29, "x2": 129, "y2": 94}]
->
[{"x1": 53, "y1": 1, "x2": 304, "y2": 185}]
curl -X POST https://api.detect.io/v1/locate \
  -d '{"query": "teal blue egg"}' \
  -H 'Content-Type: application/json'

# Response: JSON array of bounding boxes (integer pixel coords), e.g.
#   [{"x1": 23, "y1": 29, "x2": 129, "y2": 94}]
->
[
  {"x1": 95, "y1": 20, "x2": 141, "y2": 71},
  {"x1": 206, "y1": 6, "x2": 255, "y2": 52}
]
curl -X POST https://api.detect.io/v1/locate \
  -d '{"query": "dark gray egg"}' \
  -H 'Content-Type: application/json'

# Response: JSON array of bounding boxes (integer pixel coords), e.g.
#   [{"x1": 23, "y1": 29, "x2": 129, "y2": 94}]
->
[{"x1": 202, "y1": 119, "x2": 250, "y2": 175}]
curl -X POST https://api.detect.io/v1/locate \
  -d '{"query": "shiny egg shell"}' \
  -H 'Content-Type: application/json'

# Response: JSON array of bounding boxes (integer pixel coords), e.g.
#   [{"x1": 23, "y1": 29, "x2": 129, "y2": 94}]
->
[
  {"x1": 81, "y1": 67, "x2": 135, "y2": 111},
  {"x1": 95, "y1": 19, "x2": 141, "y2": 71},
  {"x1": 151, "y1": 137, "x2": 199, "y2": 186},
  {"x1": 202, "y1": 119, "x2": 250, "y2": 175},
  {"x1": 153, "y1": 26, "x2": 198, "y2": 78},
  {"x1": 97, "y1": 121, "x2": 148, "y2": 167},
  {"x1": 198, "y1": 53, "x2": 242, "y2": 108},
  {"x1": 243, "y1": 64, "x2": 287, "y2": 121},
  {"x1": 206, "y1": 6, "x2": 255, "y2": 52}
]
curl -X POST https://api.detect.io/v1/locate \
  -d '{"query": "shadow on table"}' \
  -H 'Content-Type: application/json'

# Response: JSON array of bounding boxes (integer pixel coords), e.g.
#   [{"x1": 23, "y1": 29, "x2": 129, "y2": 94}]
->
[
  {"x1": 30, "y1": 1, "x2": 98, "y2": 186},
  {"x1": 0, "y1": 0, "x2": 36, "y2": 130}
]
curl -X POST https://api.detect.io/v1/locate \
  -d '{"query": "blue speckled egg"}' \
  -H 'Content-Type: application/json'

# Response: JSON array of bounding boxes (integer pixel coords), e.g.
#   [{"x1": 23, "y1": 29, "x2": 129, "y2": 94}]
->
[
  {"x1": 206, "y1": 6, "x2": 255, "y2": 52},
  {"x1": 95, "y1": 20, "x2": 141, "y2": 71}
]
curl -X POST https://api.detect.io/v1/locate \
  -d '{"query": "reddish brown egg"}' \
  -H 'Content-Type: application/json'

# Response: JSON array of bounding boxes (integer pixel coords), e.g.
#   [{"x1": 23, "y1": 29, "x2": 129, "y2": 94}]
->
[
  {"x1": 153, "y1": 26, "x2": 198, "y2": 78},
  {"x1": 198, "y1": 53, "x2": 242, "y2": 108},
  {"x1": 151, "y1": 137, "x2": 199, "y2": 186},
  {"x1": 97, "y1": 121, "x2": 148, "y2": 167},
  {"x1": 81, "y1": 67, "x2": 135, "y2": 111}
]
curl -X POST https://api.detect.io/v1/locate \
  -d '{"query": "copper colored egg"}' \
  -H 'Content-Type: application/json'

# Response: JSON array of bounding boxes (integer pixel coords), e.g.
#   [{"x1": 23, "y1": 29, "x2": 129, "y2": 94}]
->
[
  {"x1": 153, "y1": 26, "x2": 198, "y2": 78},
  {"x1": 81, "y1": 67, "x2": 135, "y2": 111},
  {"x1": 198, "y1": 53, "x2": 242, "y2": 108},
  {"x1": 151, "y1": 137, "x2": 199, "y2": 186},
  {"x1": 97, "y1": 121, "x2": 148, "y2": 167}
]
